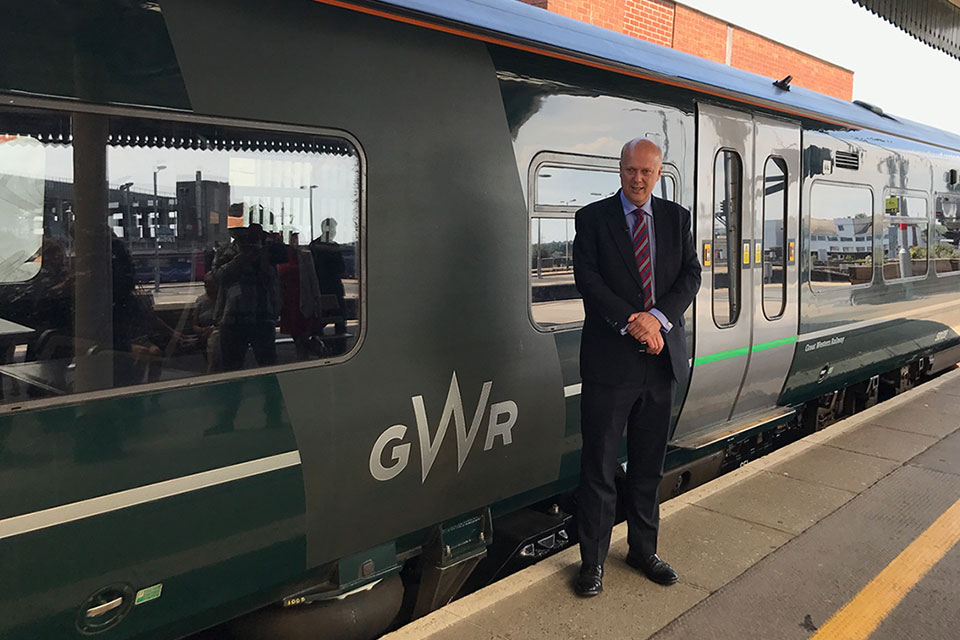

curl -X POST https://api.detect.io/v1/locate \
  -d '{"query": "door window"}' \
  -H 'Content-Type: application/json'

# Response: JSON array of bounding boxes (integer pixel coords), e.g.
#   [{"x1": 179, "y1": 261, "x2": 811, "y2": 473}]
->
[
  {"x1": 761, "y1": 157, "x2": 787, "y2": 320},
  {"x1": 712, "y1": 150, "x2": 742, "y2": 327}
]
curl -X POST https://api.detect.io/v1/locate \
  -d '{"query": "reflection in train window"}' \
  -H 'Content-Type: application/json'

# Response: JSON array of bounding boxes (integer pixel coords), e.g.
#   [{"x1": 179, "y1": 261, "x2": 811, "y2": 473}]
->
[
  {"x1": 530, "y1": 217, "x2": 579, "y2": 327},
  {"x1": 531, "y1": 160, "x2": 618, "y2": 329},
  {"x1": 809, "y1": 183, "x2": 873, "y2": 291},
  {"x1": 0, "y1": 104, "x2": 362, "y2": 406},
  {"x1": 934, "y1": 194, "x2": 960, "y2": 275},
  {"x1": 529, "y1": 159, "x2": 680, "y2": 330},
  {"x1": 0, "y1": 135, "x2": 43, "y2": 283},
  {"x1": 712, "y1": 150, "x2": 742, "y2": 328},
  {"x1": 762, "y1": 157, "x2": 787, "y2": 320},
  {"x1": 536, "y1": 165, "x2": 619, "y2": 208},
  {"x1": 534, "y1": 162, "x2": 677, "y2": 210},
  {"x1": 883, "y1": 195, "x2": 928, "y2": 280},
  {"x1": 654, "y1": 174, "x2": 676, "y2": 202}
]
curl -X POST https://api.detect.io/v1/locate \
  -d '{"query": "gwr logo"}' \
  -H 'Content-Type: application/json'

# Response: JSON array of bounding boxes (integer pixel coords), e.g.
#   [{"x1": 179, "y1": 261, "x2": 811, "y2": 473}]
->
[{"x1": 368, "y1": 372, "x2": 518, "y2": 483}]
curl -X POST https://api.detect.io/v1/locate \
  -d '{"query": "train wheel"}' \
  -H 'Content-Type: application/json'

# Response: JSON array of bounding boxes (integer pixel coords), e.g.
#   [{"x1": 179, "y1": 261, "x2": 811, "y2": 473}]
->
[{"x1": 879, "y1": 365, "x2": 913, "y2": 400}]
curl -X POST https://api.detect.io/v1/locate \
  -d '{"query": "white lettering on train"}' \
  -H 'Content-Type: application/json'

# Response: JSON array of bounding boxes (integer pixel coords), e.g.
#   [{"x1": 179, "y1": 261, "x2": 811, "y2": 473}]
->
[
  {"x1": 368, "y1": 372, "x2": 518, "y2": 483},
  {"x1": 804, "y1": 336, "x2": 845, "y2": 352}
]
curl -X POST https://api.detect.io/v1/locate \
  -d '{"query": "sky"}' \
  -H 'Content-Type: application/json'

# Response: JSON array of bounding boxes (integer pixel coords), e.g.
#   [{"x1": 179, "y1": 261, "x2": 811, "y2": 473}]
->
[{"x1": 680, "y1": 0, "x2": 960, "y2": 136}]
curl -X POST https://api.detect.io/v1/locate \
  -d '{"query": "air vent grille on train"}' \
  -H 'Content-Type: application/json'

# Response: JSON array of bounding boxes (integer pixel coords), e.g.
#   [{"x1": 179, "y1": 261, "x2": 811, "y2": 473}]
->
[{"x1": 834, "y1": 151, "x2": 860, "y2": 170}]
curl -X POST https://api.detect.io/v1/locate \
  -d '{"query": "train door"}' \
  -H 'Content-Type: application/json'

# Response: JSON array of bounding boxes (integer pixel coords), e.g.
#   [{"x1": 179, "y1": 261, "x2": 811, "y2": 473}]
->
[
  {"x1": 728, "y1": 115, "x2": 800, "y2": 420},
  {"x1": 673, "y1": 104, "x2": 800, "y2": 445},
  {"x1": 673, "y1": 103, "x2": 755, "y2": 440}
]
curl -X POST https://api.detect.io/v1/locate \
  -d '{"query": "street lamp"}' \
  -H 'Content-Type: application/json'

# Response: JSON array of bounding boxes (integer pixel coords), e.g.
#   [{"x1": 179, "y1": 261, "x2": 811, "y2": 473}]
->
[
  {"x1": 153, "y1": 164, "x2": 167, "y2": 294},
  {"x1": 118, "y1": 181, "x2": 134, "y2": 240},
  {"x1": 561, "y1": 199, "x2": 577, "y2": 272},
  {"x1": 300, "y1": 184, "x2": 318, "y2": 240},
  {"x1": 536, "y1": 217, "x2": 542, "y2": 280}
]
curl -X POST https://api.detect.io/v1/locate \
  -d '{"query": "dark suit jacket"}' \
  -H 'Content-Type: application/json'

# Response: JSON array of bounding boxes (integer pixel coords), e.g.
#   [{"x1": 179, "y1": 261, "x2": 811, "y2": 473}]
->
[{"x1": 573, "y1": 191, "x2": 701, "y2": 386}]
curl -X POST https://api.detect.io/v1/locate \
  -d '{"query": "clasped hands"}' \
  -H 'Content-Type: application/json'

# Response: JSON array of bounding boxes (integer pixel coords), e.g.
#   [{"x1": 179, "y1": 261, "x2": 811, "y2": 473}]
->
[{"x1": 625, "y1": 312, "x2": 664, "y2": 354}]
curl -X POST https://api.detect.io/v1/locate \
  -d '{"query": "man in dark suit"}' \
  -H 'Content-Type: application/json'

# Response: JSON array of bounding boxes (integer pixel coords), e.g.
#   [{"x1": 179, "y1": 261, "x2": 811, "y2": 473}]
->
[{"x1": 572, "y1": 138, "x2": 701, "y2": 596}]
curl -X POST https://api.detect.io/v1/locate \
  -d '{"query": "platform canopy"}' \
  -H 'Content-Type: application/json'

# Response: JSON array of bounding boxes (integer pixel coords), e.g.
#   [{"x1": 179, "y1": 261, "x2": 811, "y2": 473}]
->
[{"x1": 852, "y1": 0, "x2": 960, "y2": 60}]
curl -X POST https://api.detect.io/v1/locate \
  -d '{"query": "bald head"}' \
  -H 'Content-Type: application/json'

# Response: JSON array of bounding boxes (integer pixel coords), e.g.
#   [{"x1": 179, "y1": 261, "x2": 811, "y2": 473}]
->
[
  {"x1": 619, "y1": 138, "x2": 663, "y2": 208},
  {"x1": 620, "y1": 138, "x2": 662, "y2": 164}
]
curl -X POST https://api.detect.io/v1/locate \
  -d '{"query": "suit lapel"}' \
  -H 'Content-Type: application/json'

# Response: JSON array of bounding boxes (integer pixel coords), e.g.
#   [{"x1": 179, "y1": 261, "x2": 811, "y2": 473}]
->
[
  {"x1": 651, "y1": 195, "x2": 669, "y2": 299},
  {"x1": 605, "y1": 191, "x2": 646, "y2": 291}
]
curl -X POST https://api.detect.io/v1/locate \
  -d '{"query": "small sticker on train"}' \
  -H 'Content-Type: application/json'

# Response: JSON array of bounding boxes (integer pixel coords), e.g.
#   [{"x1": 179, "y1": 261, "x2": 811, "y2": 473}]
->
[{"x1": 135, "y1": 584, "x2": 162, "y2": 606}]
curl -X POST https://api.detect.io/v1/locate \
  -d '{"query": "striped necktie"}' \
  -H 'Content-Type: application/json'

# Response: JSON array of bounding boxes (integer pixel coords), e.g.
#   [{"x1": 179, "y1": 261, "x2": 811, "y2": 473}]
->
[{"x1": 632, "y1": 212, "x2": 653, "y2": 311}]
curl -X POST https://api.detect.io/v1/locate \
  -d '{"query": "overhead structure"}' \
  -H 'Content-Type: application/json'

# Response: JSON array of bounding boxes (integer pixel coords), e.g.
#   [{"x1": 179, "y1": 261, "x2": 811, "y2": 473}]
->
[{"x1": 852, "y1": 0, "x2": 960, "y2": 61}]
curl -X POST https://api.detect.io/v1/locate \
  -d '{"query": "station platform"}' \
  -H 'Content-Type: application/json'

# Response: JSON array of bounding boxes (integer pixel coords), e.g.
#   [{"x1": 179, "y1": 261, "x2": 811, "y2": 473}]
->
[{"x1": 385, "y1": 368, "x2": 960, "y2": 640}]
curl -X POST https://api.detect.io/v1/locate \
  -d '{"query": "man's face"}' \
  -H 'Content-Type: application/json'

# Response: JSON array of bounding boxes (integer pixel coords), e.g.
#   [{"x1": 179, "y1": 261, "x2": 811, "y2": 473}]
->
[{"x1": 620, "y1": 143, "x2": 663, "y2": 208}]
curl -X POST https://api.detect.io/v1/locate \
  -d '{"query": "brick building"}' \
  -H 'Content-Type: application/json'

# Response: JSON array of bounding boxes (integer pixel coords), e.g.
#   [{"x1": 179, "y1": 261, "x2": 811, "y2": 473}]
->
[{"x1": 519, "y1": 0, "x2": 854, "y2": 100}]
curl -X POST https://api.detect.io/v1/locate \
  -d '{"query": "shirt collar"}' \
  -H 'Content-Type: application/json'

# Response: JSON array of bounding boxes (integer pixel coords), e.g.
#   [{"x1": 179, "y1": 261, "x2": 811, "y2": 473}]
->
[{"x1": 620, "y1": 189, "x2": 653, "y2": 218}]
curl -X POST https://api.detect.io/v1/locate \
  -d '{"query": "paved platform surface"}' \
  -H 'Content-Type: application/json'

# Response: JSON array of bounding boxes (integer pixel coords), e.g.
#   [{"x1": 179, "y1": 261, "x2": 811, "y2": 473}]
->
[{"x1": 384, "y1": 368, "x2": 960, "y2": 640}]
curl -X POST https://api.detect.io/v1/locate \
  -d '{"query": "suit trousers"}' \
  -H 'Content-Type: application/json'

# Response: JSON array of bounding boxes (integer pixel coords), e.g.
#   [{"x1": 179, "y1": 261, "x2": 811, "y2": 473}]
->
[{"x1": 578, "y1": 355, "x2": 674, "y2": 566}]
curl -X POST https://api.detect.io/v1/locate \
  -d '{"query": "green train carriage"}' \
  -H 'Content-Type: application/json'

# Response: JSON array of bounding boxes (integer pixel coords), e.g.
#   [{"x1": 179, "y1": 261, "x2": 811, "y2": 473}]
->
[{"x1": 1, "y1": 1, "x2": 959, "y2": 639}]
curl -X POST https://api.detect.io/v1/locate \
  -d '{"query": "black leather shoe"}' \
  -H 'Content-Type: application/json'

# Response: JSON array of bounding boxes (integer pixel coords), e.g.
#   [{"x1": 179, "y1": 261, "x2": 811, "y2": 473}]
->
[
  {"x1": 574, "y1": 563, "x2": 603, "y2": 597},
  {"x1": 626, "y1": 552, "x2": 678, "y2": 586}
]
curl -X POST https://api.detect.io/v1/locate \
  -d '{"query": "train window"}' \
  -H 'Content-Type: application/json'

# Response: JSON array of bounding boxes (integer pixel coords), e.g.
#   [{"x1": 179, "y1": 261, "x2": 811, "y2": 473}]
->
[
  {"x1": 933, "y1": 194, "x2": 960, "y2": 274},
  {"x1": 761, "y1": 157, "x2": 787, "y2": 320},
  {"x1": 712, "y1": 150, "x2": 742, "y2": 328},
  {"x1": 0, "y1": 104, "x2": 362, "y2": 406},
  {"x1": 529, "y1": 158, "x2": 680, "y2": 330},
  {"x1": 530, "y1": 217, "x2": 579, "y2": 327},
  {"x1": 530, "y1": 161, "x2": 616, "y2": 329},
  {"x1": 0, "y1": 135, "x2": 43, "y2": 283},
  {"x1": 535, "y1": 165, "x2": 619, "y2": 208},
  {"x1": 654, "y1": 174, "x2": 676, "y2": 202},
  {"x1": 882, "y1": 195, "x2": 928, "y2": 280},
  {"x1": 809, "y1": 183, "x2": 873, "y2": 291}
]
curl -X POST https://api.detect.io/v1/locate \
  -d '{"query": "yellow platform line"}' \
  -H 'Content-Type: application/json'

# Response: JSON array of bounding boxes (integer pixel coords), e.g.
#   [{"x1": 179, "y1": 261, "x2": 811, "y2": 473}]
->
[{"x1": 811, "y1": 495, "x2": 960, "y2": 640}]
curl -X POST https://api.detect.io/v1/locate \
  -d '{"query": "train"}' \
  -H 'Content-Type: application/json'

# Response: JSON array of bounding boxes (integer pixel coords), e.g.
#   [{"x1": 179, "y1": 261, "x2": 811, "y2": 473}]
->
[{"x1": 2, "y1": 0, "x2": 960, "y2": 638}]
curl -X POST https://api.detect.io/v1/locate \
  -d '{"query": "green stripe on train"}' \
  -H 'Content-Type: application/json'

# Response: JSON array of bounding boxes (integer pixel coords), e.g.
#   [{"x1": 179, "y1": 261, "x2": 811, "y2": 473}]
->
[
  {"x1": 751, "y1": 335, "x2": 799, "y2": 352},
  {"x1": 693, "y1": 335, "x2": 798, "y2": 366}
]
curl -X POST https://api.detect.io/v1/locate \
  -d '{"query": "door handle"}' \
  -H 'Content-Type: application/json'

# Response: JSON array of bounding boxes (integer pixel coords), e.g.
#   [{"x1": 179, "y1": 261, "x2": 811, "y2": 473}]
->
[
  {"x1": 77, "y1": 583, "x2": 135, "y2": 634},
  {"x1": 85, "y1": 596, "x2": 123, "y2": 618}
]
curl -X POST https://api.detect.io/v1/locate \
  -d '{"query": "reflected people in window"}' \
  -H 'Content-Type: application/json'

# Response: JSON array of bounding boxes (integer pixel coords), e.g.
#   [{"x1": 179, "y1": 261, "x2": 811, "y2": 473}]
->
[
  {"x1": 193, "y1": 274, "x2": 221, "y2": 373},
  {"x1": 0, "y1": 105, "x2": 363, "y2": 407},
  {"x1": 211, "y1": 212, "x2": 283, "y2": 371},
  {"x1": 309, "y1": 218, "x2": 349, "y2": 356},
  {"x1": 278, "y1": 232, "x2": 322, "y2": 361}
]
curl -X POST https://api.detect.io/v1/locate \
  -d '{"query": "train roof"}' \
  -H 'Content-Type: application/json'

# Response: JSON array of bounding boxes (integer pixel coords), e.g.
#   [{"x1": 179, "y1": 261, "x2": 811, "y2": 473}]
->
[{"x1": 325, "y1": 0, "x2": 960, "y2": 153}]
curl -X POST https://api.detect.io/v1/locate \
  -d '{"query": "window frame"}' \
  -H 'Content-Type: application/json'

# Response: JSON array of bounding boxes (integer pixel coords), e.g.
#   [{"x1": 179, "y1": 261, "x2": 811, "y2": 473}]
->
[
  {"x1": 880, "y1": 190, "x2": 930, "y2": 283},
  {"x1": 0, "y1": 93, "x2": 367, "y2": 413},
  {"x1": 525, "y1": 151, "x2": 680, "y2": 333},
  {"x1": 806, "y1": 179, "x2": 876, "y2": 295},
  {"x1": 761, "y1": 155, "x2": 788, "y2": 321},
  {"x1": 711, "y1": 147, "x2": 743, "y2": 329},
  {"x1": 933, "y1": 192, "x2": 960, "y2": 278}
]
